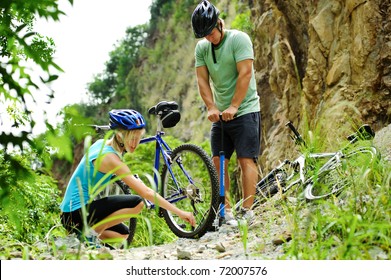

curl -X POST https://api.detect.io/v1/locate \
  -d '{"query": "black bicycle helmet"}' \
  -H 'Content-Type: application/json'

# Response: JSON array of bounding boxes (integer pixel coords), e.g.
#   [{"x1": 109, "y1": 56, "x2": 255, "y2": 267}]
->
[
  {"x1": 191, "y1": 0, "x2": 220, "y2": 38},
  {"x1": 109, "y1": 109, "x2": 146, "y2": 130}
]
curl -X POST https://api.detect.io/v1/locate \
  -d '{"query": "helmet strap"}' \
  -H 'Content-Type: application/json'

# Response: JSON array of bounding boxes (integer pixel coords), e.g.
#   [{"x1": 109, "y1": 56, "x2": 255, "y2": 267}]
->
[
  {"x1": 211, "y1": 21, "x2": 224, "y2": 64},
  {"x1": 115, "y1": 133, "x2": 125, "y2": 148}
]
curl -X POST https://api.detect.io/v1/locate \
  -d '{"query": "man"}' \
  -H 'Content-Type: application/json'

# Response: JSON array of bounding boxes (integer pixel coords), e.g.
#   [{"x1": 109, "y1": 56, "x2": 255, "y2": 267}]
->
[{"x1": 192, "y1": 0, "x2": 261, "y2": 225}]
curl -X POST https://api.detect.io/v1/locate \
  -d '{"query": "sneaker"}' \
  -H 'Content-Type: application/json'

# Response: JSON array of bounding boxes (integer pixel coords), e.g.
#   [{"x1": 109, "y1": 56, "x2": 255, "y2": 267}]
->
[
  {"x1": 224, "y1": 209, "x2": 239, "y2": 226},
  {"x1": 78, "y1": 230, "x2": 101, "y2": 249},
  {"x1": 236, "y1": 208, "x2": 255, "y2": 226},
  {"x1": 85, "y1": 235, "x2": 101, "y2": 249}
]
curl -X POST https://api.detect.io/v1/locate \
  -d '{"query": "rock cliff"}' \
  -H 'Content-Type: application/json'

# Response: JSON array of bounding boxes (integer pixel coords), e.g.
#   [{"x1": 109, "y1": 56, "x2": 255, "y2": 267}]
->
[{"x1": 252, "y1": 0, "x2": 391, "y2": 168}]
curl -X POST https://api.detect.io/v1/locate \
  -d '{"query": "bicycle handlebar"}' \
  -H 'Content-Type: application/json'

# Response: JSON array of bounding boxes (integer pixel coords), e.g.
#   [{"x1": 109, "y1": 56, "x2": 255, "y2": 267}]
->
[
  {"x1": 285, "y1": 121, "x2": 306, "y2": 146},
  {"x1": 90, "y1": 125, "x2": 110, "y2": 133}
]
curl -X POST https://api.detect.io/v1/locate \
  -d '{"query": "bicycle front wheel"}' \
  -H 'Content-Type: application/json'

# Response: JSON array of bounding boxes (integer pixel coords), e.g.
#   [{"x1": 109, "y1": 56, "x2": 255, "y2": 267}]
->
[
  {"x1": 160, "y1": 144, "x2": 219, "y2": 239},
  {"x1": 304, "y1": 147, "x2": 378, "y2": 200}
]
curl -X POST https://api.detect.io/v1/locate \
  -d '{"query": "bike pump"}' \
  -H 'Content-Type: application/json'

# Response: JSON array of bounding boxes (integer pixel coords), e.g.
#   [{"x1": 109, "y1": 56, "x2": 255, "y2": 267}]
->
[
  {"x1": 218, "y1": 115, "x2": 226, "y2": 227},
  {"x1": 212, "y1": 114, "x2": 226, "y2": 230}
]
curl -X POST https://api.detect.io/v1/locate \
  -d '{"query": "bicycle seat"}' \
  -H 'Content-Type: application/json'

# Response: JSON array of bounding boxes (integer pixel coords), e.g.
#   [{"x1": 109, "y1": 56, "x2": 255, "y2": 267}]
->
[
  {"x1": 347, "y1": 124, "x2": 375, "y2": 142},
  {"x1": 148, "y1": 101, "x2": 179, "y2": 115},
  {"x1": 148, "y1": 101, "x2": 181, "y2": 128}
]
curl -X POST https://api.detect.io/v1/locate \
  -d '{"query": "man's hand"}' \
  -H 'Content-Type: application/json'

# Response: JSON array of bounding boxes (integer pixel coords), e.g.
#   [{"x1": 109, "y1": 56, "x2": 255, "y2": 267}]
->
[
  {"x1": 207, "y1": 106, "x2": 221, "y2": 123},
  {"x1": 221, "y1": 105, "x2": 238, "y2": 122}
]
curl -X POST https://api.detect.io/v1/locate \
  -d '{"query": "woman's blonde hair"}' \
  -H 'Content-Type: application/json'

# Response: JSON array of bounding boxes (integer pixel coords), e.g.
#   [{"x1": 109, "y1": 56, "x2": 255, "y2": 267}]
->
[{"x1": 111, "y1": 128, "x2": 145, "y2": 153}]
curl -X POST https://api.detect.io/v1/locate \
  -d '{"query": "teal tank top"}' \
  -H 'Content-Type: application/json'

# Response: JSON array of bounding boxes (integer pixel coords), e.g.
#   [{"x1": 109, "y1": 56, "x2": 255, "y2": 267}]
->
[{"x1": 60, "y1": 139, "x2": 119, "y2": 212}]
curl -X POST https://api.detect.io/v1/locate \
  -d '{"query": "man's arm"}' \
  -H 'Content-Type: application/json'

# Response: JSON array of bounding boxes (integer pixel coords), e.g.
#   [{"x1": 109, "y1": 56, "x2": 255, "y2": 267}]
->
[
  {"x1": 196, "y1": 66, "x2": 220, "y2": 123},
  {"x1": 232, "y1": 59, "x2": 253, "y2": 107},
  {"x1": 221, "y1": 59, "x2": 253, "y2": 121}
]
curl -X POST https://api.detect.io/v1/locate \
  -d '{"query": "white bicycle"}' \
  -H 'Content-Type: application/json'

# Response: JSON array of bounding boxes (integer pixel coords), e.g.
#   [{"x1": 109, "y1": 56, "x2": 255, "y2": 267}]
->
[{"x1": 256, "y1": 121, "x2": 378, "y2": 201}]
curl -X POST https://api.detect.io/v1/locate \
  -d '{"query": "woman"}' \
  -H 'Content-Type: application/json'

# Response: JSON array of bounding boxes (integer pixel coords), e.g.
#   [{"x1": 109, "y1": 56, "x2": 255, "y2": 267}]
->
[{"x1": 60, "y1": 109, "x2": 196, "y2": 245}]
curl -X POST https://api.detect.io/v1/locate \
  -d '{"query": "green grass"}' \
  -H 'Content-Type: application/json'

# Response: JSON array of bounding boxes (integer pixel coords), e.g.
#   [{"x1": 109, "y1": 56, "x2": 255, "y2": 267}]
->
[
  {"x1": 0, "y1": 133, "x2": 390, "y2": 260},
  {"x1": 250, "y1": 140, "x2": 391, "y2": 260}
]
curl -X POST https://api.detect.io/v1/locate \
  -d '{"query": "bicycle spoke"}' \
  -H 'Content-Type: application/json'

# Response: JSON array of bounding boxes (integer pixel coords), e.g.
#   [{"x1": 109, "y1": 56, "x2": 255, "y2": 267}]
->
[
  {"x1": 161, "y1": 144, "x2": 219, "y2": 238},
  {"x1": 305, "y1": 147, "x2": 377, "y2": 200}
]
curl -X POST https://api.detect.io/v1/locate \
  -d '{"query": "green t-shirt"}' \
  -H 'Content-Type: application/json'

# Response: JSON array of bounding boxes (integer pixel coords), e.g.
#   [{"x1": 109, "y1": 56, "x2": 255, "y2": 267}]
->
[{"x1": 195, "y1": 29, "x2": 260, "y2": 116}]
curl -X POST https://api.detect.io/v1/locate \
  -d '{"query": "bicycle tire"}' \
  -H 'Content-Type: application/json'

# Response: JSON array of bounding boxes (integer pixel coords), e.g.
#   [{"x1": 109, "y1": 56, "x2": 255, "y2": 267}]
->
[
  {"x1": 304, "y1": 146, "x2": 378, "y2": 200},
  {"x1": 160, "y1": 144, "x2": 219, "y2": 239},
  {"x1": 256, "y1": 169, "x2": 287, "y2": 199},
  {"x1": 256, "y1": 157, "x2": 303, "y2": 200}
]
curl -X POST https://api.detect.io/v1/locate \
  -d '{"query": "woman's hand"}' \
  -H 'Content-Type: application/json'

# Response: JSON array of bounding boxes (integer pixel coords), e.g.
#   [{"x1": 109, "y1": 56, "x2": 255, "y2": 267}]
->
[{"x1": 178, "y1": 211, "x2": 196, "y2": 227}]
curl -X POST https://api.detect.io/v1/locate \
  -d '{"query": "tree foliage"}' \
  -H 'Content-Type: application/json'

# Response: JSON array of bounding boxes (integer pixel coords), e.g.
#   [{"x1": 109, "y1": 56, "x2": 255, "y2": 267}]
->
[
  {"x1": 0, "y1": 0, "x2": 81, "y2": 239},
  {"x1": 0, "y1": 0, "x2": 73, "y2": 149},
  {"x1": 86, "y1": 24, "x2": 149, "y2": 111}
]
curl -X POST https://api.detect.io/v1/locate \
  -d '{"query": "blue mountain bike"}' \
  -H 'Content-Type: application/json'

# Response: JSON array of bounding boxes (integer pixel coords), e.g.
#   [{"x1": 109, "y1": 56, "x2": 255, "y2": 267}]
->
[{"x1": 93, "y1": 101, "x2": 219, "y2": 245}]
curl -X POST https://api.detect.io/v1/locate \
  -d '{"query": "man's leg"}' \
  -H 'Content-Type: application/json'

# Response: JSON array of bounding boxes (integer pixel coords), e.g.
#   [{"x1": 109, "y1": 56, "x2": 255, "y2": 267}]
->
[{"x1": 238, "y1": 157, "x2": 258, "y2": 209}]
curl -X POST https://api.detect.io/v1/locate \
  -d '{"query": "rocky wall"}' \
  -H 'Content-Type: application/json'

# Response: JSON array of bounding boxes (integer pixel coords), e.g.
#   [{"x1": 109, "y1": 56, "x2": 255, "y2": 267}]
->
[{"x1": 251, "y1": 0, "x2": 391, "y2": 169}]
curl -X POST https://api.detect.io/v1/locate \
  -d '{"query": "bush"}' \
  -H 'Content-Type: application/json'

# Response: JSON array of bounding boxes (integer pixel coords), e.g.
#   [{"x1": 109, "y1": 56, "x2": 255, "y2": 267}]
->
[{"x1": 0, "y1": 151, "x2": 62, "y2": 245}]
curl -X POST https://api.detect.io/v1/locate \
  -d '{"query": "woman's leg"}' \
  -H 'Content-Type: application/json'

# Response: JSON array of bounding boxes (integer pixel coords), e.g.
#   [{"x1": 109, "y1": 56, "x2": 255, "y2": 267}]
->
[
  {"x1": 93, "y1": 201, "x2": 144, "y2": 238},
  {"x1": 99, "y1": 229, "x2": 128, "y2": 241},
  {"x1": 87, "y1": 195, "x2": 144, "y2": 241}
]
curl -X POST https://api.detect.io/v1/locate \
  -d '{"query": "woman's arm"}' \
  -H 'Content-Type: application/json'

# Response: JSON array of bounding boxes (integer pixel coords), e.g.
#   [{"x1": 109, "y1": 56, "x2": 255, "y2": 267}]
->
[{"x1": 98, "y1": 153, "x2": 196, "y2": 226}]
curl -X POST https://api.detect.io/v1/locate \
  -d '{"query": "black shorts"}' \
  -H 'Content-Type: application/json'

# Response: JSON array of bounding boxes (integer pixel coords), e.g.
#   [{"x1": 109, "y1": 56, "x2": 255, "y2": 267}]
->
[
  {"x1": 61, "y1": 195, "x2": 143, "y2": 235},
  {"x1": 211, "y1": 112, "x2": 261, "y2": 160}
]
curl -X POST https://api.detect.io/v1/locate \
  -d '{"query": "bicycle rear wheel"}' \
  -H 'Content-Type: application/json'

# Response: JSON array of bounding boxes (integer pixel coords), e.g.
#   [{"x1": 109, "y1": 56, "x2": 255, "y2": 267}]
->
[
  {"x1": 255, "y1": 158, "x2": 302, "y2": 204},
  {"x1": 304, "y1": 147, "x2": 378, "y2": 200},
  {"x1": 160, "y1": 144, "x2": 219, "y2": 238},
  {"x1": 256, "y1": 170, "x2": 287, "y2": 199}
]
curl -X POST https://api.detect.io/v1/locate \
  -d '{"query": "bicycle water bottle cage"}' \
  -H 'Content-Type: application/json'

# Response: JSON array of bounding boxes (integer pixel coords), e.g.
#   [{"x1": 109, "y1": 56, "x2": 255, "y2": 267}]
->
[
  {"x1": 347, "y1": 124, "x2": 375, "y2": 143},
  {"x1": 148, "y1": 101, "x2": 181, "y2": 128}
]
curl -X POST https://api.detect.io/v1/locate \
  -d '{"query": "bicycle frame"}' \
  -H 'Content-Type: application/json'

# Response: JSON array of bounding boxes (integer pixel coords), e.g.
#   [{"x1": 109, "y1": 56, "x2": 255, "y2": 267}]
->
[
  {"x1": 138, "y1": 130, "x2": 192, "y2": 210},
  {"x1": 284, "y1": 151, "x2": 341, "y2": 191}
]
